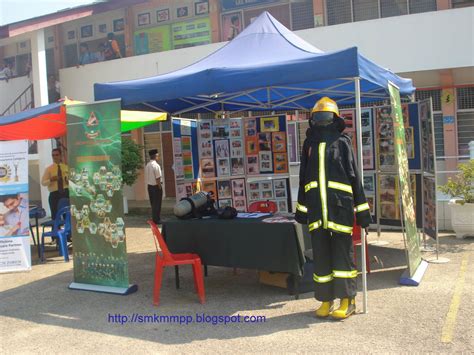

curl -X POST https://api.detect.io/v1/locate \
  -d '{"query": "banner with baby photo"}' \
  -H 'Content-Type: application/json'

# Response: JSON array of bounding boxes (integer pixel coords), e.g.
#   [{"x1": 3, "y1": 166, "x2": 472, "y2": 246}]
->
[{"x1": 0, "y1": 140, "x2": 31, "y2": 273}]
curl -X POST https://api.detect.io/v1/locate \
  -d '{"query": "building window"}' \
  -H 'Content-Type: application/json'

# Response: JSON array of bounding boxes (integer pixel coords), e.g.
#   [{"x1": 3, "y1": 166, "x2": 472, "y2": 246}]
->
[
  {"x1": 326, "y1": 0, "x2": 437, "y2": 26},
  {"x1": 415, "y1": 89, "x2": 442, "y2": 111},
  {"x1": 144, "y1": 123, "x2": 160, "y2": 133},
  {"x1": 433, "y1": 113, "x2": 445, "y2": 159},
  {"x1": 353, "y1": 0, "x2": 379, "y2": 22},
  {"x1": 327, "y1": 0, "x2": 352, "y2": 25},
  {"x1": 456, "y1": 87, "x2": 474, "y2": 110},
  {"x1": 409, "y1": 0, "x2": 437, "y2": 14},
  {"x1": 456, "y1": 87, "x2": 474, "y2": 157},
  {"x1": 451, "y1": 0, "x2": 474, "y2": 8},
  {"x1": 291, "y1": 0, "x2": 315, "y2": 30},
  {"x1": 457, "y1": 112, "x2": 474, "y2": 156},
  {"x1": 380, "y1": 0, "x2": 408, "y2": 17},
  {"x1": 161, "y1": 120, "x2": 171, "y2": 132}
]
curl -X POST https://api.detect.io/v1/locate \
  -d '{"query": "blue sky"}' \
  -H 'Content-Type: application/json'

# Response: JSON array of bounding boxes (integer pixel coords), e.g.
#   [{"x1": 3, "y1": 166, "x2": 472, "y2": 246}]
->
[{"x1": 0, "y1": 0, "x2": 98, "y2": 26}]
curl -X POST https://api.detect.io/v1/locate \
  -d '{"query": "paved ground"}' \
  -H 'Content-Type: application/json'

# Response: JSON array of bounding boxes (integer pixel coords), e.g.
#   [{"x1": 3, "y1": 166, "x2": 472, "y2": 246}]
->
[{"x1": 0, "y1": 215, "x2": 472, "y2": 353}]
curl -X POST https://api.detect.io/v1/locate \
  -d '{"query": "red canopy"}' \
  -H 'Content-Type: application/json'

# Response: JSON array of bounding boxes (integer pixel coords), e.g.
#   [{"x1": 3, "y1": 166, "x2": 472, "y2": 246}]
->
[{"x1": 0, "y1": 102, "x2": 66, "y2": 140}]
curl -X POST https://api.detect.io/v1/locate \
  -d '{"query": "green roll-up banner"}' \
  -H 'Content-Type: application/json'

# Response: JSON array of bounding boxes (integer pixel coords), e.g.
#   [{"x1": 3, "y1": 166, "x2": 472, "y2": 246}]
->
[
  {"x1": 388, "y1": 83, "x2": 422, "y2": 277},
  {"x1": 67, "y1": 100, "x2": 136, "y2": 295}
]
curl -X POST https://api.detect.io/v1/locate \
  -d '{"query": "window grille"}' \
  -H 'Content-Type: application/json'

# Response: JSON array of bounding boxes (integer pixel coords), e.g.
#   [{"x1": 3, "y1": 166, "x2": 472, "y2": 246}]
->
[
  {"x1": 204, "y1": 113, "x2": 216, "y2": 119},
  {"x1": 409, "y1": 0, "x2": 436, "y2": 14},
  {"x1": 451, "y1": 0, "x2": 474, "y2": 9},
  {"x1": 178, "y1": 113, "x2": 199, "y2": 119},
  {"x1": 326, "y1": 0, "x2": 352, "y2": 25},
  {"x1": 456, "y1": 87, "x2": 474, "y2": 110},
  {"x1": 144, "y1": 132, "x2": 161, "y2": 153},
  {"x1": 291, "y1": 0, "x2": 315, "y2": 30},
  {"x1": 415, "y1": 89, "x2": 441, "y2": 111},
  {"x1": 144, "y1": 123, "x2": 160, "y2": 133},
  {"x1": 161, "y1": 120, "x2": 171, "y2": 131},
  {"x1": 433, "y1": 113, "x2": 445, "y2": 159},
  {"x1": 457, "y1": 112, "x2": 474, "y2": 156},
  {"x1": 380, "y1": 0, "x2": 408, "y2": 17},
  {"x1": 353, "y1": 0, "x2": 379, "y2": 21}
]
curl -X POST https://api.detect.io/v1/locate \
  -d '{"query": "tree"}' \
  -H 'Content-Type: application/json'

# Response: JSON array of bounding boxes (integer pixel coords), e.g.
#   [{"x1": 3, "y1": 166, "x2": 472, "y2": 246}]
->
[
  {"x1": 121, "y1": 137, "x2": 144, "y2": 186},
  {"x1": 438, "y1": 160, "x2": 474, "y2": 204}
]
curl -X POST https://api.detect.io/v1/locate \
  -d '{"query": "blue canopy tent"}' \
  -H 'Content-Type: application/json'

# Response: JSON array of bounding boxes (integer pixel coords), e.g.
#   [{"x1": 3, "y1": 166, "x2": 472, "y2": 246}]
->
[
  {"x1": 95, "y1": 11, "x2": 416, "y2": 313},
  {"x1": 94, "y1": 11, "x2": 414, "y2": 115}
]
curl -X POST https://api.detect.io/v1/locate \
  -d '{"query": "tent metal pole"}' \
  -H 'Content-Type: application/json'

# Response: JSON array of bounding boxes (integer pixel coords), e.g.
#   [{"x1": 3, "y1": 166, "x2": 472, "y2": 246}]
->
[{"x1": 354, "y1": 77, "x2": 368, "y2": 314}]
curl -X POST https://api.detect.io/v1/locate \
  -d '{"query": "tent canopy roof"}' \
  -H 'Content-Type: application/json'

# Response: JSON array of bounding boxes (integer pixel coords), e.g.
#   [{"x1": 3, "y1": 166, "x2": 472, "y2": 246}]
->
[
  {"x1": 0, "y1": 100, "x2": 167, "y2": 140},
  {"x1": 94, "y1": 11, "x2": 415, "y2": 115}
]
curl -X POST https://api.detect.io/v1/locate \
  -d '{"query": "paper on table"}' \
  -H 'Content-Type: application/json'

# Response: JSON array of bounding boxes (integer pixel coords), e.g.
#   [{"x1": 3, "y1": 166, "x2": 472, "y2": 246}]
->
[
  {"x1": 236, "y1": 212, "x2": 271, "y2": 218},
  {"x1": 262, "y1": 216, "x2": 296, "y2": 224}
]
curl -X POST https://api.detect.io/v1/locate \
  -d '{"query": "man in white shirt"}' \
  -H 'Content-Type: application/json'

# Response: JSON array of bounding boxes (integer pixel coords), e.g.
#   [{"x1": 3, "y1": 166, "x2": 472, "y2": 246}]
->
[{"x1": 145, "y1": 149, "x2": 163, "y2": 224}]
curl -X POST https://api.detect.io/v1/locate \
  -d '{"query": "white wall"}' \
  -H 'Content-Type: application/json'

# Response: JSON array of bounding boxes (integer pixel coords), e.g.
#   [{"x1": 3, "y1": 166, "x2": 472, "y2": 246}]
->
[
  {"x1": 297, "y1": 7, "x2": 474, "y2": 73},
  {"x1": 0, "y1": 76, "x2": 32, "y2": 114},
  {"x1": 59, "y1": 42, "x2": 224, "y2": 102},
  {"x1": 60, "y1": 7, "x2": 474, "y2": 100}
]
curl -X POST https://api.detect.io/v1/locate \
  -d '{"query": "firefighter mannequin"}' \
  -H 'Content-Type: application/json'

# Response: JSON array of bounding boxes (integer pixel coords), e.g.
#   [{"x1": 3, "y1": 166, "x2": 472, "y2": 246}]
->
[{"x1": 295, "y1": 97, "x2": 372, "y2": 320}]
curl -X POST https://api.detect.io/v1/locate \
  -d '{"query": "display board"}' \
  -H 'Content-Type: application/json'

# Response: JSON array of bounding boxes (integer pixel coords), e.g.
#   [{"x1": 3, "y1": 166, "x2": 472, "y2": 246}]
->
[
  {"x1": 419, "y1": 98, "x2": 438, "y2": 239},
  {"x1": 171, "y1": 18, "x2": 211, "y2": 50},
  {"x1": 341, "y1": 108, "x2": 375, "y2": 170},
  {"x1": 0, "y1": 140, "x2": 31, "y2": 273},
  {"x1": 389, "y1": 83, "x2": 421, "y2": 277},
  {"x1": 172, "y1": 118, "x2": 199, "y2": 182},
  {"x1": 245, "y1": 115, "x2": 288, "y2": 175},
  {"x1": 246, "y1": 176, "x2": 291, "y2": 213},
  {"x1": 134, "y1": 25, "x2": 172, "y2": 55},
  {"x1": 67, "y1": 100, "x2": 131, "y2": 289},
  {"x1": 375, "y1": 103, "x2": 421, "y2": 172},
  {"x1": 173, "y1": 116, "x2": 290, "y2": 211}
]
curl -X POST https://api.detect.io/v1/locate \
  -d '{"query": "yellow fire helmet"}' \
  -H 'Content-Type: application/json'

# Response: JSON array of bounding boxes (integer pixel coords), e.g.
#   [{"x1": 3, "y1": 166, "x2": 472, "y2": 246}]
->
[{"x1": 311, "y1": 97, "x2": 340, "y2": 117}]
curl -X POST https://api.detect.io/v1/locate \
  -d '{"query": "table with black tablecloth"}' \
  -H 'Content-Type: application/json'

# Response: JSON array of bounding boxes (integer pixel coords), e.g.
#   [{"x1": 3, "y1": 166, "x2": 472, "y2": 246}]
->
[{"x1": 162, "y1": 216, "x2": 308, "y2": 298}]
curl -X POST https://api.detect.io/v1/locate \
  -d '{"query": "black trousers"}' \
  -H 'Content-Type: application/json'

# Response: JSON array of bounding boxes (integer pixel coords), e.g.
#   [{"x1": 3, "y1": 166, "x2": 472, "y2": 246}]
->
[
  {"x1": 311, "y1": 228, "x2": 357, "y2": 302},
  {"x1": 49, "y1": 189, "x2": 69, "y2": 219},
  {"x1": 147, "y1": 184, "x2": 163, "y2": 224}
]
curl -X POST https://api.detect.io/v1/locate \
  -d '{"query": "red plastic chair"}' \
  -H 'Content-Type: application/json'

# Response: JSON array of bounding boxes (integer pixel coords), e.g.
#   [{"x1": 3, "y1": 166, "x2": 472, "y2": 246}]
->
[
  {"x1": 248, "y1": 200, "x2": 278, "y2": 213},
  {"x1": 147, "y1": 220, "x2": 205, "y2": 306},
  {"x1": 352, "y1": 220, "x2": 371, "y2": 274}
]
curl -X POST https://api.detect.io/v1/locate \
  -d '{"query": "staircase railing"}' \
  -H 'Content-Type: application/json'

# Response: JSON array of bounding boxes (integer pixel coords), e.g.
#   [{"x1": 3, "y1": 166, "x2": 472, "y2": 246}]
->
[{"x1": 1, "y1": 83, "x2": 34, "y2": 116}]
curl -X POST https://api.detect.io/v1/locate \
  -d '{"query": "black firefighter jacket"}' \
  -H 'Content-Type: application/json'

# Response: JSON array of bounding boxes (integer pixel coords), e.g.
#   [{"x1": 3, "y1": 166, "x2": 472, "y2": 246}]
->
[{"x1": 295, "y1": 122, "x2": 372, "y2": 234}]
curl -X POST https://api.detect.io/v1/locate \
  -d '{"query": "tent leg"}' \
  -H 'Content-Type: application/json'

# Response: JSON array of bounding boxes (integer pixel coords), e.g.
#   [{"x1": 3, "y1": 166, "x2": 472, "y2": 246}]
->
[{"x1": 354, "y1": 77, "x2": 368, "y2": 314}]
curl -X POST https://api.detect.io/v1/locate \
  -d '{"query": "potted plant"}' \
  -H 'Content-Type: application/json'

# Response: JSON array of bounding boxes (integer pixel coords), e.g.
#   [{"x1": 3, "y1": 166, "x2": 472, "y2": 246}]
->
[
  {"x1": 121, "y1": 137, "x2": 144, "y2": 214},
  {"x1": 438, "y1": 160, "x2": 474, "y2": 238}
]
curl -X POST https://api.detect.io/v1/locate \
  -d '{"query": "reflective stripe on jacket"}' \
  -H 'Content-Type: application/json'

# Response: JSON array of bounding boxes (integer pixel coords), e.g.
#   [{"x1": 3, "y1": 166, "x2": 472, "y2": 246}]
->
[{"x1": 295, "y1": 127, "x2": 372, "y2": 232}]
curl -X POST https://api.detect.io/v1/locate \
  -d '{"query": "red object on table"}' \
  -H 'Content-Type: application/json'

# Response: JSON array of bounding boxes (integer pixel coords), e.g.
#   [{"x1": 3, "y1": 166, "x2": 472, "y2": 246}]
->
[
  {"x1": 248, "y1": 200, "x2": 277, "y2": 213},
  {"x1": 352, "y1": 220, "x2": 371, "y2": 274},
  {"x1": 147, "y1": 220, "x2": 205, "y2": 306}
]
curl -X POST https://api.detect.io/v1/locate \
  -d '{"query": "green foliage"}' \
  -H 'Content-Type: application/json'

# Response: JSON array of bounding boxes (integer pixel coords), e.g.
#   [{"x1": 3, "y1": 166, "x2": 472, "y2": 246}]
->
[
  {"x1": 438, "y1": 160, "x2": 474, "y2": 204},
  {"x1": 121, "y1": 137, "x2": 144, "y2": 186}
]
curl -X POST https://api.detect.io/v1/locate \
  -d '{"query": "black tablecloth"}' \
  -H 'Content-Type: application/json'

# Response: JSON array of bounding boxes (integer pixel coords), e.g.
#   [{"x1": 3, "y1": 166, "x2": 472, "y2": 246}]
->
[{"x1": 162, "y1": 217, "x2": 306, "y2": 276}]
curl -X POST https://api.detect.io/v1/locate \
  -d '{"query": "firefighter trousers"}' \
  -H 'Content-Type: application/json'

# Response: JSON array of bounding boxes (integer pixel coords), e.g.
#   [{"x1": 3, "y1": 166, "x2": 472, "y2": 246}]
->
[{"x1": 310, "y1": 228, "x2": 357, "y2": 302}]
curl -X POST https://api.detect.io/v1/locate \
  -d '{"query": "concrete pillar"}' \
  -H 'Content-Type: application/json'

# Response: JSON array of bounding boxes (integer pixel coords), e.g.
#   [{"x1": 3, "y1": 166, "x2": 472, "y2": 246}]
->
[
  {"x1": 436, "y1": 0, "x2": 451, "y2": 10},
  {"x1": 31, "y1": 29, "x2": 53, "y2": 215},
  {"x1": 313, "y1": 0, "x2": 325, "y2": 26},
  {"x1": 124, "y1": 6, "x2": 134, "y2": 58},
  {"x1": 439, "y1": 70, "x2": 457, "y2": 179},
  {"x1": 53, "y1": 25, "x2": 63, "y2": 76},
  {"x1": 209, "y1": 0, "x2": 221, "y2": 43}
]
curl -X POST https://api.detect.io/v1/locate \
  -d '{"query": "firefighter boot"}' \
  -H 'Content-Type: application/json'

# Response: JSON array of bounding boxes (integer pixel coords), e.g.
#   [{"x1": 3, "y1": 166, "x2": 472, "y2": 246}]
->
[
  {"x1": 331, "y1": 298, "x2": 356, "y2": 320},
  {"x1": 315, "y1": 301, "x2": 334, "y2": 318}
]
